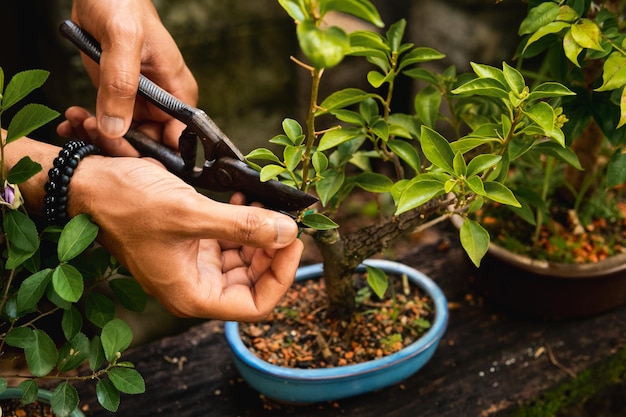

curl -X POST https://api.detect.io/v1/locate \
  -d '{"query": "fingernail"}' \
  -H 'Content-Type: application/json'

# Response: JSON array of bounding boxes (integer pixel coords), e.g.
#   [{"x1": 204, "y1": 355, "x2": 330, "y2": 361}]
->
[
  {"x1": 276, "y1": 217, "x2": 297, "y2": 245},
  {"x1": 100, "y1": 115, "x2": 125, "y2": 137}
]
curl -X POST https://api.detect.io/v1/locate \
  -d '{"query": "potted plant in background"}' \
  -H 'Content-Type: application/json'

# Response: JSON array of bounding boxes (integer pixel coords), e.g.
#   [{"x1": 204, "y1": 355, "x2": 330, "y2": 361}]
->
[
  {"x1": 1, "y1": 68, "x2": 146, "y2": 416},
  {"x1": 224, "y1": 0, "x2": 574, "y2": 403},
  {"x1": 453, "y1": 0, "x2": 626, "y2": 318}
]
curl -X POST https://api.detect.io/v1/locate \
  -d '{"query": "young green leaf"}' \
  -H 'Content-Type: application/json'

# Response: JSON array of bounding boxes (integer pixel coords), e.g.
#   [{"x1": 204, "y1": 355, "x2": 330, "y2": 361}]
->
[
  {"x1": 2, "y1": 69, "x2": 49, "y2": 110},
  {"x1": 518, "y1": 2, "x2": 560, "y2": 35},
  {"x1": 101, "y1": 318, "x2": 134, "y2": 362},
  {"x1": 387, "y1": 139, "x2": 421, "y2": 173},
  {"x1": 16, "y1": 268, "x2": 52, "y2": 312},
  {"x1": 297, "y1": 19, "x2": 349, "y2": 69},
  {"x1": 395, "y1": 179, "x2": 445, "y2": 215},
  {"x1": 300, "y1": 212, "x2": 339, "y2": 230},
  {"x1": 3, "y1": 209, "x2": 39, "y2": 252},
  {"x1": 420, "y1": 126, "x2": 455, "y2": 174},
  {"x1": 365, "y1": 265, "x2": 388, "y2": 299},
  {"x1": 108, "y1": 367, "x2": 145, "y2": 395},
  {"x1": 86, "y1": 292, "x2": 116, "y2": 328},
  {"x1": 52, "y1": 264, "x2": 84, "y2": 303},
  {"x1": 57, "y1": 213, "x2": 99, "y2": 263},
  {"x1": 483, "y1": 181, "x2": 521, "y2": 207},
  {"x1": 24, "y1": 329, "x2": 58, "y2": 377},
  {"x1": 321, "y1": 0, "x2": 384, "y2": 28},
  {"x1": 50, "y1": 382, "x2": 79, "y2": 417},
  {"x1": 97, "y1": 379, "x2": 121, "y2": 412},
  {"x1": 5, "y1": 103, "x2": 60, "y2": 143},
  {"x1": 459, "y1": 219, "x2": 490, "y2": 267},
  {"x1": 354, "y1": 172, "x2": 394, "y2": 192},
  {"x1": 7, "y1": 156, "x2": 42, "y2": 184}
]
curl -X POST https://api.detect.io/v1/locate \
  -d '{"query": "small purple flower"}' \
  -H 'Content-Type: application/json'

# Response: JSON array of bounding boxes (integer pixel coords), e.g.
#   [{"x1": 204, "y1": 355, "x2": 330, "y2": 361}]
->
[{"x1": 0, "y1": 181, "x2": 23, "y2": 209}]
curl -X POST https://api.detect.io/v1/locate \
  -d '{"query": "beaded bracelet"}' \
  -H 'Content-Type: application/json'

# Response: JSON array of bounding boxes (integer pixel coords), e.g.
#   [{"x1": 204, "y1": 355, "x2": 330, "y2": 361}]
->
[{"x1": 43, "y1": 140, "x2": 101, "y2": 225}]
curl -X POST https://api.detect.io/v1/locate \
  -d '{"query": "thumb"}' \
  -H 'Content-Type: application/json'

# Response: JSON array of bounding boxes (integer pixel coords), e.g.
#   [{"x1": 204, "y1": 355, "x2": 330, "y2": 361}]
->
[{"x1": 95, "y1": 29, "x2": 142, "y2": 139}]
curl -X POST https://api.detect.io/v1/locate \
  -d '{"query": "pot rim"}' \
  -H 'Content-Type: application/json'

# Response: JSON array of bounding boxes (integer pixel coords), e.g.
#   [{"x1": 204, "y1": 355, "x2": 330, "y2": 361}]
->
[
  {"x1": 224, "y1": 259, "x2": 448, "y2": 381},
  {"x1": 450, "y1": 213, "x2": 626, "y2": 278}
]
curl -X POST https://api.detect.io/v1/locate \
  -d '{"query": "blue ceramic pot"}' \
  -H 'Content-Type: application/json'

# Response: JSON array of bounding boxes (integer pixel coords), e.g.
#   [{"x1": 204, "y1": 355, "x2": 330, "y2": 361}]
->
[
  {"x1": 224, "y1": 259, "x2": 448, "y2": 403},
  {"x1": 0, "y1": 387, "x2": 85, "y2": 417}
]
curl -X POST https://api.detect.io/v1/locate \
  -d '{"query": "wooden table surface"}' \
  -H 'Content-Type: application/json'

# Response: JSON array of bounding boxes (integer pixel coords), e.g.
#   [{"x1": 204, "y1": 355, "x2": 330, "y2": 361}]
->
[{"x1": 74, "y1": 225, "x2": 626, "y2": 416}]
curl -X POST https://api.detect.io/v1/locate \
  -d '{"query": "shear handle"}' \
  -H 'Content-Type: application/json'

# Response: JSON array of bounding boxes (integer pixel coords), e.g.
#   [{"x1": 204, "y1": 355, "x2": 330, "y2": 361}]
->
[{"x1": 59, "y1": 19, "x2": 243, "y2": 162}]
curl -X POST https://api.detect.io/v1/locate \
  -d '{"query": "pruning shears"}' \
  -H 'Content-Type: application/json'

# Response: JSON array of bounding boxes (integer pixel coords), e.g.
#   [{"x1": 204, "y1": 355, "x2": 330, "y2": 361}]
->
[{"x1": 58, "y1": 20, "x2": 317, "y2": 213}]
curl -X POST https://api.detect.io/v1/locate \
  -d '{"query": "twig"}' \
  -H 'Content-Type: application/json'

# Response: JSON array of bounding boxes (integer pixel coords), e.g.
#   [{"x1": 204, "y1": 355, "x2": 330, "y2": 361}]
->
[{"x1": 545, "y1": 342, "x2": 577, "y2": 378}]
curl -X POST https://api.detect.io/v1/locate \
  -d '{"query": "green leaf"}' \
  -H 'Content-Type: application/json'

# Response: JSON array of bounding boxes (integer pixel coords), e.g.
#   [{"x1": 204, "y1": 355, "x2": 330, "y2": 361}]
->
[
  {"x1": 5, "y1": 327, "x2": 35, "y2": 348},
  {"x1": 563, "y1": 29, "x2": 583, "y2": 67},
  {"x1": 607, "y1": 150, "x2": 626, "y2": 187},
  {"x1": 483, "y1": 181, "x2": 521, "y2": 207},
  {"x1": 387, "y1": 139, "x2": 421, "y2": 172},
  {"x1": 459, "y1": 219, "x2": 490, "y2": 267},
  {"x1": 284, "y1": 145, "x2": 304, "y2": 171},
  {"x1": 50, "y1": 382, "x2": 79, "y2": 417},
  {"x1": 86, "y1": 293, "x2": 116, "y2": 328},
  {"x1": 24, "y1": 329, "x2": 58, "y2": 377},
  {"x1": 7, "y1": 156, "x2": 42, "y2": 184},
  {"x1": 57, "y1": 214, "x2": 99, "y2": 263},
  {"x1": 420, "y1": 126, "x2": 455, "y2": 174},
  {"x1": 282, "y1": 118, "x2": 304, "y2": 144},
  {"x1": 260, "y1": 164, "x2": 286, "y2": 182},
  {"x1": 466, "y1": 154, "x2": 501, "y2": 178},
  {"x1": 395, "y1": 179, "x2": 445, "y2": 215},
  {"x1": 89, "y1": 336, "x2": 106, "y2": 371},
  {"x1": 246, "y1": 148, "x2": 281, "y2": 164},
  {"x1": 52, "y1": 264, "x2": 84, "y2": 303},
  {"x1": 354, "y1": 172, "x2": 394, "y2": 192},
  {"x1": 312, "y1": 151, "x2": 329, "y2": 174},
  {"x1": 321, "y1": 0, "x2": 384, "y2": 27},
  {"x1": 17, "y1": 269, "x2": 52, "y2": 312},
  {"x1": 300, "y1": 212, "x2": 339, "y2": 230},
  {"x1": 317, "y1": 127, "x2": 362, "y2": 151},
  {"x1": 502, "y1": 62, "x2": 526, "y2": 96},
  {"x1": 62, "y1": 306, "x2": 83, "y2": 341},
  {"x1": 315, "y1": 169, "x2": 345, "y2": 205},
  {"x1": 18, "y1": 380, "x2": 39, "y2": 405},
  {"x1": 570, "y1": 18, "x2": 603, "y2": 51},
  {"x1": 108, "y1": 367, "x2": 145, "y2": 395},
  {"x1": 398, "y1": 47, "x2": 445, "y2": 71},
  {"x1": 3, "y1": 209, "x2": 39, "y2": 252},
  {"x1": 96, "y1": 379, "x2": 121, "y2": 412},
  {"x1": 2, "y1": 69, "x2": 49, "y2": 110},
  {"x1": 518, "y1": 2, "x2": 561, "y2": 35},
  {"x1": 524, "y1": 102, "x2": 555, "y2": 136},
  {"x1": 278, "y1": 0, "x2": 307, "y2": 22},
  {"x1": 469, "y1": 62, "x2": 507, "y2": 86},
  {"x1": 451, "y1": 77, "x2": 509, "y2": 99},
  {"x1": 414, "y1": 85, "x2": 442, "y2": 128},
  {"x1": 109, "y1": 278, "x2": 148, "y2": 312},
  {"x1": 366, "y1": 265, "x2": 388, "y2": 299},
  {"x1": 318, "y1": 88, "x2": 375, "y2": 113},
  {"x1": 5, "y1": 103, "x2": 60, "y2": 143},
  {"x1": 57, "y1": 333, "x2": 90, "y2": 372},
  {"x1": 526, "y1": 82, "x2": 575, "y2": 101},
  {"x1": 101, "y1": 318, "x2": 134, "y2": 362},
  {"x1": 523, "y1": 21, "x2": 571, "y2": 53},
  {"x1": 297, "y1": 19, "x2": 349, "y2": 69},
  {"x1": 596, "y1": 53, "x2": 626, "y2": 92}
]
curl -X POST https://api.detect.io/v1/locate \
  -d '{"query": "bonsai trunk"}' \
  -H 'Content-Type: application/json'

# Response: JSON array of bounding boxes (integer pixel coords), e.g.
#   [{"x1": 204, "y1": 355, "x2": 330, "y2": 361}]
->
[{"x1": 312, "y1": 197, "x2": 451, "y2": 322}]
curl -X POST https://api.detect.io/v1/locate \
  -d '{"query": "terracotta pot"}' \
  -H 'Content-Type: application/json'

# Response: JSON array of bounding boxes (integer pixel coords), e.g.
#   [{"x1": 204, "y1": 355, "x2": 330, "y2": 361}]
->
[
  {"x1": 451, "y1": 214, "x2": 626, "y2": 319},
  {"x1": 224, "y1": 259, "x2": 449, "y2": 403}
]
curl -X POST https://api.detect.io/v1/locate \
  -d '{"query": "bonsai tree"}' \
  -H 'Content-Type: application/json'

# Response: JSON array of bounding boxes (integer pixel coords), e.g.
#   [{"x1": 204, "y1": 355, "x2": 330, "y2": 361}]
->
[
  {"x1": 468, "y1": 0, "x2": 626, "y2": 262},
  {"x1": 246, "y1": 0, "x2": 575, "y2": 322},
  {"x1": 0, "y1": 69, "x2": 145, "y2": 416}
]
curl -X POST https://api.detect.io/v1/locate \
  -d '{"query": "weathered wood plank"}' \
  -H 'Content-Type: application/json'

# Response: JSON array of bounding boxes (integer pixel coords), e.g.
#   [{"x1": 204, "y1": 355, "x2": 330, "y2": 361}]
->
[{"x1": 75, "y1": 226, "x2": 626, "y2": 416}]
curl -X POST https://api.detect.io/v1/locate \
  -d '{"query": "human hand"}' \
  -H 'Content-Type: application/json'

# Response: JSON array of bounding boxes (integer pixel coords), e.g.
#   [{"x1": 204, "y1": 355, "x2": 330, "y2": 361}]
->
[
  {"x1": 62, "y1": 0, "x2": 198, "y2": 154},
  {"x1": 71, "y1": 155, "x2": 303, "y2": 320}
]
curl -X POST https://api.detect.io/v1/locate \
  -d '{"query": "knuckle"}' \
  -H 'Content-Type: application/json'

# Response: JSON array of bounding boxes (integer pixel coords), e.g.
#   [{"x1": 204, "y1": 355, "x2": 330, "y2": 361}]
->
[{"x1": 235, "y1": 210, "x2": 263, "y2": 243}]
